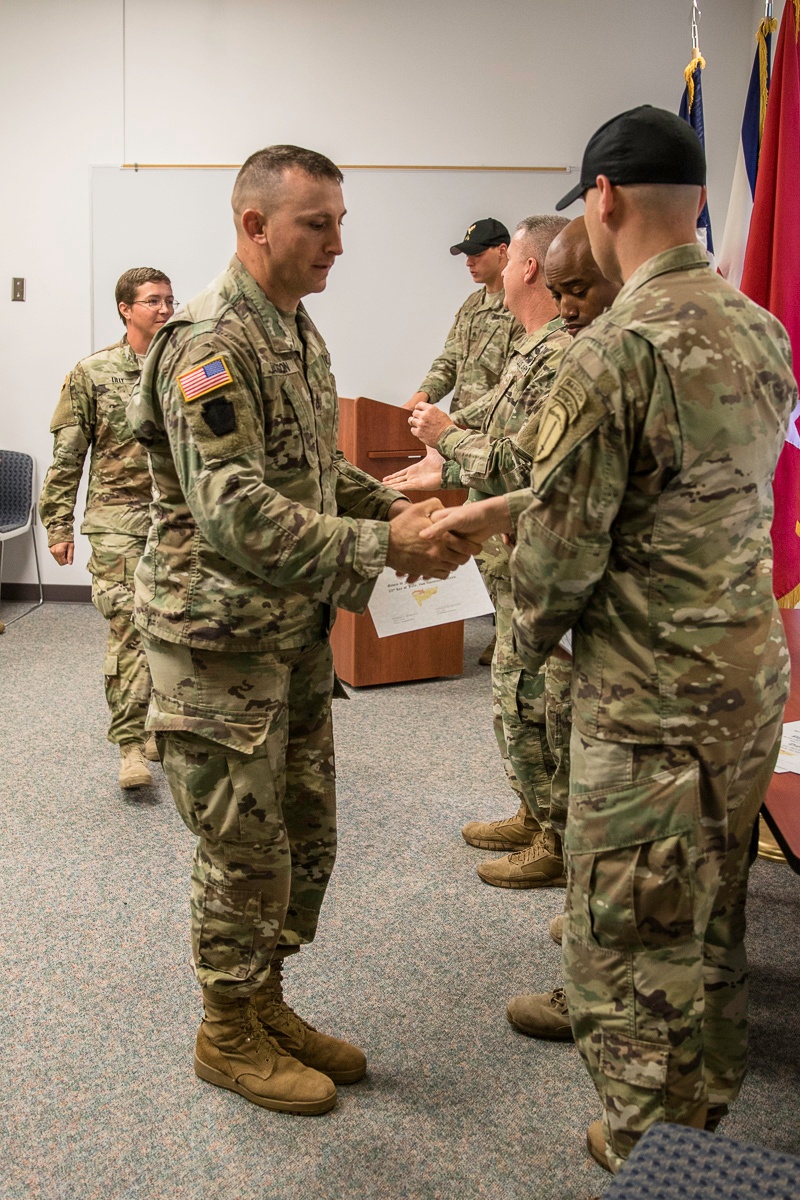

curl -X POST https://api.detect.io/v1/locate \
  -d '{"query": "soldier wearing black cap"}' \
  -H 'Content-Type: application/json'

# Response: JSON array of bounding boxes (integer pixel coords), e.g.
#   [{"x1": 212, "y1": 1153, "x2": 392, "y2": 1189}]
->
[
  {"x1": 419, "y1": 106, "x2": 796, "y2": 1176},
  {"x1": 402, "y1": 217, "x2": 524, "y2": 416}
]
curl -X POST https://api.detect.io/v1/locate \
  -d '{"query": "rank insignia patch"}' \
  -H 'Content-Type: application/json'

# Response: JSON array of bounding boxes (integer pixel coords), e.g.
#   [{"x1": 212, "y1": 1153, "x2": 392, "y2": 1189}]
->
[{"x1": 178, "y1": 356, "x2": 233, "y2": 402}]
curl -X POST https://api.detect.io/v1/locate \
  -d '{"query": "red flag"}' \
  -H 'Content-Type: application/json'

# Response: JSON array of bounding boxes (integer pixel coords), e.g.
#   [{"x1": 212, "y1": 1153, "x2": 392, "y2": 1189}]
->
[{"x1": 741, "y1": 0, "x2": 800, "y2": 606}]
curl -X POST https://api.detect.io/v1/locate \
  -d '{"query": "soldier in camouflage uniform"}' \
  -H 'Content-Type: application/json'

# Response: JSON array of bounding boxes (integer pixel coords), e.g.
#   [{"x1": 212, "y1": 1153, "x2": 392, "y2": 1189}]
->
[
  {"x1": 38, "y1": 267, "x2": 174, "y2": 789},
  {"x1": 421, "y1": 108, "x2": 796, "y2": 1174},
  {"x1": 127, "y1": 145, "x2": 477, "y2": 1116},
  {"x1": 403, "y1": 218, "x2": 524, "y2": 419},
  {"x1": 390, "y1": 216, "x2": 572, "y2": 891},
  {"x1": 393, "y1": 218, "x2": 621, "y2": 1038}
]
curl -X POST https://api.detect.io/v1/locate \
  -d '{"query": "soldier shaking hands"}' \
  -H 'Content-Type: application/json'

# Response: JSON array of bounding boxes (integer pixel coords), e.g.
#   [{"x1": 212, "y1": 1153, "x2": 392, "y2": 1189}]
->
[{"x1": 126, "y1": 145, "x2": 479, "y2": 1118}]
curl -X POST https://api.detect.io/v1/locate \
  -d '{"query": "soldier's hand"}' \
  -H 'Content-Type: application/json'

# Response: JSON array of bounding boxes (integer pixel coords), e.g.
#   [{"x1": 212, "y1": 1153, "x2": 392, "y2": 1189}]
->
[
  {"x1": 420, "y1": 496, "x2": 512, "y2": 545},
  {"x1": 384, "y1": 447, "x2": 445, "y2": 491},
  {"x1": 409, "y1": 402, "x2": 455, "y2": 447},
  {"x1": 386, "y1": 498, "x2": 481, "y2": 581},
  {"x1": 49, "y1": 541, "x2": 74, "y2": 566},
  {"x1": 402, "y1": 390, "x2": 430, "y2": 412}
]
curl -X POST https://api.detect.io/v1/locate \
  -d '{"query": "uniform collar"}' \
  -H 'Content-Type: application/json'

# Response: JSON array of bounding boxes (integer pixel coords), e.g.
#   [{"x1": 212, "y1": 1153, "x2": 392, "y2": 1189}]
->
[
  {"x1": 480, "y1": 286, "x2": 505, "y2": 309},
  {"x1": 615, "y1": 243, "x2": 711, "y2": 307},
  {"x1": 517, "y1": 316, "x2": 565, "y2": 355},
  {"x1": 120, "y1": 335, "x2": 141, "y2": 372},
  {"x1": 228, "y1": 255, "x2": 314, "y2": 356}
]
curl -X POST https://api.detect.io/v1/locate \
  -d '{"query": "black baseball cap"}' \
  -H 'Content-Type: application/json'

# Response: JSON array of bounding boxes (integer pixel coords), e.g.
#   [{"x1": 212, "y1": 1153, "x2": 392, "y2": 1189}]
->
[
  {"x1": 556, "y1": 105, "x2": 706, "y2": 210},
  {"x1": 450, "y1": 217, "x2": 511, "y2": 255}
]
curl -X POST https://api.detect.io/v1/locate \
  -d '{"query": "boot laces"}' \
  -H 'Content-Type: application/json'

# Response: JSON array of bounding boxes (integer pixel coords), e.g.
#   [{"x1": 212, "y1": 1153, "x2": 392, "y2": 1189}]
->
[
  {"x1": 550, "y1": 988, "x2": 569, "y2": 1015},
  {"x1": 259, "y1": 994, "x2": 318, "y2": 1043},
  {"x1": 242, "y1": 1002, "x2": 291, "y2": 1058},
  {"x1": 258, "y1": 964, "x2": 319, "y2": 1043},
  {"x1": 509, "y1": 833, "x2": 548, "y2": 865}
]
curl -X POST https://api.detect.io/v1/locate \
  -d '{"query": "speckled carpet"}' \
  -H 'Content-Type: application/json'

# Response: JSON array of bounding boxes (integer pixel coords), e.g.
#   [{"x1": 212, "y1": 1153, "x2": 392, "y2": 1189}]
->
[{"x1": 1, "y1": 603, "x2": 798, "y2": 1200}]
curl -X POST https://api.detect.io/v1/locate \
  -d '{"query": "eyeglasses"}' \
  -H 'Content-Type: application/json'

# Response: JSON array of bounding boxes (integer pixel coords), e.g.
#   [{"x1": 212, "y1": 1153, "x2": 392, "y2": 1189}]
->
[{"x1": 132, "y1": 297, "x2": 177, "y2": 310}]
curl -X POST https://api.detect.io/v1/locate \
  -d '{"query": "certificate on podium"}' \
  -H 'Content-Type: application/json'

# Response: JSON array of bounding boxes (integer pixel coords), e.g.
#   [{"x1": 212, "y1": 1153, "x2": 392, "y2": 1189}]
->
[{"x1": 368, "y1": 558, "x2": 494, "y2": 639}]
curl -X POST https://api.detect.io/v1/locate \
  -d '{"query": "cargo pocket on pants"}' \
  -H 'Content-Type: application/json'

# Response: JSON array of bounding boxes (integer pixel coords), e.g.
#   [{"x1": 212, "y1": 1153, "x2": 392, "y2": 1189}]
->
[
  {"x1": 197, "y1": 878, "x2": 261, "y2": 981},
  {"x1": 103, "y1": 654, "x2": 119, "y2": 677},
  {"x1": 600, "y1": 1031, "x2": 669, "y2": 1147},
  {"x1": 565, "y1": 760, "x2": 700, "y2": 953}
]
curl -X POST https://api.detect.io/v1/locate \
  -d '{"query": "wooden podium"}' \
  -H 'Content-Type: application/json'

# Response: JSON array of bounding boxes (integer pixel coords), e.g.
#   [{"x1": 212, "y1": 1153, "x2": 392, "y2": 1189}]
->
[{"x1": 331, "y1": 395, "x2": 467, "y2": 687}]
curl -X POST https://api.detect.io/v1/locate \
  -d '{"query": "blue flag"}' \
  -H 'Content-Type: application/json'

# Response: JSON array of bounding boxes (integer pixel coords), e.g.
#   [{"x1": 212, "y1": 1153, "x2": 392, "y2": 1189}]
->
[{"x1": 679, "y1": 54, "x2": 714, "y2": 253}]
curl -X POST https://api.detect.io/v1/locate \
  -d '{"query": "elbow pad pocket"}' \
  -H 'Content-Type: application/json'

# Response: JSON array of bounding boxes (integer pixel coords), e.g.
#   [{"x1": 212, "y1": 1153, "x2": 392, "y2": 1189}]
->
[{"x1": 50, "y1": 385, "x2": 77, "y2": 433}]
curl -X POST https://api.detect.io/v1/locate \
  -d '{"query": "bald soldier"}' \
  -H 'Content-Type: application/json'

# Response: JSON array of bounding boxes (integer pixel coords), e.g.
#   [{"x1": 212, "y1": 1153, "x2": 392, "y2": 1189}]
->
[
  {"x1": 388, "y1": 215, "x2": 572, "y2": 891},
  {"x1": 422, "y1": 107, "x2": 796, "y2": 1173},
  {"x1": 127, "y1": 145, "x2": 477, "y2": 1117},
  {"x1": 387, "y1": 216, "x2": 621, "y2": 1039},
  {"x1": 403, "y1": 218, "x2": 524, "y2": 417}
]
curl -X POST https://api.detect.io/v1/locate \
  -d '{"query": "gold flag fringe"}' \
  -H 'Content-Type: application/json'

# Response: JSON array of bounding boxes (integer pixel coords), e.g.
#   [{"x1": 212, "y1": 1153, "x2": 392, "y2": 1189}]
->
[
  {"x1": 794, "y1": 0, "x2": 800, "y2": 42},
  {"x1": 777, "y1": 578, "x2": 800, "y2": 609},
  {"x1": 758, "y1": 17, "x2": 778, "y2": 141},
  {"x1": 683, "y1": 46, "x2": 706, "y2": 113}
]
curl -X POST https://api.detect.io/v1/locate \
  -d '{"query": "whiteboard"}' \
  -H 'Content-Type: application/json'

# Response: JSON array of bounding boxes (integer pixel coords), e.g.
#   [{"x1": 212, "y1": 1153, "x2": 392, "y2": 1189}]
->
[{"x1": 90, "y1": 165, "x2": 572, "y2": 408}]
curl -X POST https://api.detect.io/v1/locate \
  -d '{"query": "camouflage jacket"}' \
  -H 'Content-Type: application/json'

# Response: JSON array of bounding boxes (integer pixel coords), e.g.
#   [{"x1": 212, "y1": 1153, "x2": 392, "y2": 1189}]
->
[
  {"x1": 419, "y1": 287, "x2": 524, "y2": 416},
  {"x1": 438, "y1": 318, "x2": 570, "y2": 584},
  {"x1": 509, "y1": 243, "x2": 796, "y2": 744},
  {"x1": 127, "y1": 256, "x2": 403, "y2": 652},
  {"x1": 38, "y1": 338, "x2": 151, "y2": 544},
  {"x1": 438, "y1": 318, "x2": 570, "y2": 495}
]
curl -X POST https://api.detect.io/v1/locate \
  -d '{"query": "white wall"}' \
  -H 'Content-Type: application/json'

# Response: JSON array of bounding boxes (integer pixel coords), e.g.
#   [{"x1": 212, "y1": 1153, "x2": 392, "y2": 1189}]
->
[{"x1": 0, "y1": 0, "x2": 774, "y2": 587}]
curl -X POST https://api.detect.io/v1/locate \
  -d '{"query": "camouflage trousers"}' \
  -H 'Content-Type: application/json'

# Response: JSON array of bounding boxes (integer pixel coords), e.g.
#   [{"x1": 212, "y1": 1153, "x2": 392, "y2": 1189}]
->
[
  {"x1": 544, "y1": 652, "x2": 573, "y2": 834},
  {"x1": 562, "y1": 715, "x2": 782, "y2": 1171},
  {"x1": 142, "y1": 633, "x2": 337, "y2": 997},
  {"x1": 492, "y1": 583, "x2": 554, "y2": 828},
  {"x1": 87, "y1": 533, "x2": 150, "y2": 745}
]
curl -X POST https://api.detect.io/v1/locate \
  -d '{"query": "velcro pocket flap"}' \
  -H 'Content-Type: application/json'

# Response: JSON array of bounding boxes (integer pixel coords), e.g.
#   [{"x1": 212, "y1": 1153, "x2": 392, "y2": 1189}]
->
[
  {"x1": 146, "y1": 690, "x2": 269, "y2": 754},
  {"x1": 601, "y1": 1032, "x2": 669, "y2": 1090},
  {"x1": 103, "y1": 654, "x2": 119, "y2": 677},
  {"x1": 565, "y1": 761, "x2": 699, "y2": 856}
]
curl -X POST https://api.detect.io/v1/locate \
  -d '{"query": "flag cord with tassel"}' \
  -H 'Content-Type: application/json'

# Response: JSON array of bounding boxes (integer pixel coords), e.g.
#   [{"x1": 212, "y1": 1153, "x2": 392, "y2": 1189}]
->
[{"x1": 684, "y1": 2, "x2": 706, "y2": 113}]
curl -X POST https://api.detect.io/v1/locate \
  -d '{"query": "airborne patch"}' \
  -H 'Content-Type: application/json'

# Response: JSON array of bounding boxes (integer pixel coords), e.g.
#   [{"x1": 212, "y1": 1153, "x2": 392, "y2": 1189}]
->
[
  {"x1": 554, "y1": 375, "x2": 589, "y2": 421},
  {"x1": 178, "y1": 356, "x2": 233, "y2": 402},
  {"x1": 534, "y1": 401, "x2": 569, "y2": 462},
  {"x1": 534, "y1": 375, "x2": 590, "y2": 463}
]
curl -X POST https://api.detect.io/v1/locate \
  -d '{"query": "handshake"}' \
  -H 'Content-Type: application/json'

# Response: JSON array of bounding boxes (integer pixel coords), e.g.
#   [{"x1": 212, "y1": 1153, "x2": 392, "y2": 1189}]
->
[{"x1": 385, "y1": 496, "x2": 513, "y2": 582}]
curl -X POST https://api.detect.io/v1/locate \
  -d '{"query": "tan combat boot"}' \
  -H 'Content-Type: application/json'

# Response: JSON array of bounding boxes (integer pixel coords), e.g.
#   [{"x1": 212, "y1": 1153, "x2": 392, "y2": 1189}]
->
[
  {"x1": 461, "y1": 802, "x2": 539, "y2": 851},
  {"x1": 586, "y1": 1120, "x2": 612, "y2": 1172},
  {"x1": 118, "y1": 743, "x2": 153, "y2": 789},
  {"x1": 506, "y1": 987, "x2": 573, "y2": 1040},
  {"x1": 476, "y1": 829, "x2": 566, "y2": 888},
  {"x1": 252, "y1": 959, "x2": 367, "y2": 1084},
  {"x1": 194, "y1": 988, "x2": 337, "y2": 1113},
  {"x1": 478, "y1": 634, "x2": 496, "y2": 666},
  {"x1": 549, "y1": 912, "x2": 565, "y2": 944},
  {"x1": 587, "y1": 1105, "x2": 708, "y2": 1175},
  {"x1": 143, "y1": 734, "x2": 160, "y2": 762}
]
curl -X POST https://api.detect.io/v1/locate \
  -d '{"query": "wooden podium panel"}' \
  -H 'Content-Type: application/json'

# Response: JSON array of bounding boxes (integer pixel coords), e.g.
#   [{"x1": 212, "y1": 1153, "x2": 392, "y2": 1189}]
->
[{"x1": 332, "y1": 395, "x2": 467, "y2": 687}]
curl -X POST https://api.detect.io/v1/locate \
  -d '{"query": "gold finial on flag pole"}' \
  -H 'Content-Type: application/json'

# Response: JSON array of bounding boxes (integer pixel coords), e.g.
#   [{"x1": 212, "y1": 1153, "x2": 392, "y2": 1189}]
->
[{"x1": 684, "y1": 4, "x2": 705, "y2": 113}]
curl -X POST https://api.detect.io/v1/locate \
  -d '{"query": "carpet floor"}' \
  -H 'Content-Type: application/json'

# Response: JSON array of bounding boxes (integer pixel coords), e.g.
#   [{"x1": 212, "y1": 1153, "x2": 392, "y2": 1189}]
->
[{"x1": 1, "y1": 603, "x2": 798, "y2": 1200}]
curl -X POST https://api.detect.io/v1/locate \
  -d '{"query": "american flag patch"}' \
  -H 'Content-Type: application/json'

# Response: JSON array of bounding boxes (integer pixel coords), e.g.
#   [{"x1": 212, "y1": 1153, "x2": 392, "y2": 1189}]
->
[{"x1": 177, "y1": 356, "x2": 233, "y2": 402}]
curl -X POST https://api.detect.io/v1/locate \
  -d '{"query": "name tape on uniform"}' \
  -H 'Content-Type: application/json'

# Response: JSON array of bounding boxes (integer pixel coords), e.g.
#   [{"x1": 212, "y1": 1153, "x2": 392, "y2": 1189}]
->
[{"x1": 178, "y1": 356, "x2": 233, "y2": 403}]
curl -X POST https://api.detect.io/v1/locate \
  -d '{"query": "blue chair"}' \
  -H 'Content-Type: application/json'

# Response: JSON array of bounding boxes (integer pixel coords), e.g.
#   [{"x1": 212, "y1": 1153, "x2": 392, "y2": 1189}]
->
[
  {"x1": 0, "y1": 450, "x2": 44, "y2": 629},
  {"x1": 603, "y1": 1122, "x2": 800, "y2": 1199}
]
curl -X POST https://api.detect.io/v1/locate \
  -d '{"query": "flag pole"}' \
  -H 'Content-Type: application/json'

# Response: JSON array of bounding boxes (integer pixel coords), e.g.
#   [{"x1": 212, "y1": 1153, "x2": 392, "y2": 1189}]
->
[{"x1": 684, "y1": 3, "x2": 706, "y2": 114}]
